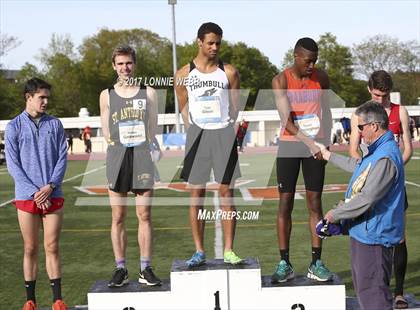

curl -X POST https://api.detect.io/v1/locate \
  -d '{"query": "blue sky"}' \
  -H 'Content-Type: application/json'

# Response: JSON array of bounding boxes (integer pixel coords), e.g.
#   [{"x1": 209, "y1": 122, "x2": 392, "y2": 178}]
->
[{"x1": 1, "y1": 0, "x2": 419, "y2": 70}]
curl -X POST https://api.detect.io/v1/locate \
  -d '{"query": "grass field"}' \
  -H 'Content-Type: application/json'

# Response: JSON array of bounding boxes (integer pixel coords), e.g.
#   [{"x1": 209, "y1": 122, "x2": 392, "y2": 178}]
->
[{"x1": 0, "y1": 150, "x2": 419, "y2": 309}]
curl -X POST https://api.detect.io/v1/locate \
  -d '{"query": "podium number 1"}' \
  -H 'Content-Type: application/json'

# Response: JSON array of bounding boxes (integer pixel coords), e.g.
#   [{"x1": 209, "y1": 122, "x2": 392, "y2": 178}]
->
[{"x1": 214, "y1": 290, "x2": 221, "y2": 310}]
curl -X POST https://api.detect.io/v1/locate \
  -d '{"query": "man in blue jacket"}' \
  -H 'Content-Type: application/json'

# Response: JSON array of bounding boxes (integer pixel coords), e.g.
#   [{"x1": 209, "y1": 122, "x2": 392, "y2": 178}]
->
[
  {"x1": 316, "y1": 101, "x2": 405, "y2": 310},
  {"x1": 5, "y1": 78, "x2": 68, "y2": 310}
]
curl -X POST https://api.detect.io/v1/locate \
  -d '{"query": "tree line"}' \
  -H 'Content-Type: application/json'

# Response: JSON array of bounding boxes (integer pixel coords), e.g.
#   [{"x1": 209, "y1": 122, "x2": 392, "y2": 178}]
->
[{"x1": 0, "y1": 29, "x2": 418, "y2": 120}]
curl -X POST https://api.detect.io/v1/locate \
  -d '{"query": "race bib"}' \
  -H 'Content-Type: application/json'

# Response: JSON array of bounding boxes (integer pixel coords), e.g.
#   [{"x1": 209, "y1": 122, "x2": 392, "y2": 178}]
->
[
  {"x1": 132, "y1": 99, "x2": 146, "y2": 110},
  {"x1": 119, "y1": 120, "x2": 146, "y2": 147},
  {"x1": 294, "y1": 114, "x2": 320, "y2": 138},
  {"x1": 193, "y1": 96, "x2": 222, "y2": 124}
]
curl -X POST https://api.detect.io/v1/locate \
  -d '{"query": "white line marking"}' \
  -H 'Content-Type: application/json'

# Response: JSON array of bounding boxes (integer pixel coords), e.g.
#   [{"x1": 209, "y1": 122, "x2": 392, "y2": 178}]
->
[
  {"x1": 212, "y1": 171, "x2": 223, "y2": 259},
  {"x1": 239, "y1": 188, "x2": 254, "y2": 201},
  {"x1": 239, "y1": 163, "x2": 250, "y2": 166},
  {"x1": 0, "y1": 165, "x2": 106, "y2": 208},
  {"x1": 154, "y1": 182, "x2": 187, "y2": 193},
  {"x1": 0, "y1": 199, "x2": 13, "y2": 208},
  {"x1": 295, "y1": 193, "x2": 304, "y2": 200},
  {"x1": 73, "y1": 186, "x2": 98, "y2": 195},
  {"x1": 62, "y1": 165, "x2": 105, "y2": 182},
  {"x1": 74, "y1": 197, "x2": 262, "y2": 206},
  {"x1": 214, "y1": 190, "x2": 223, "y2": 259},
  {"x1": 235, "y1": 179, "x2": 255, "y2": 187},
  {"x1": 411, "y1": 156, "x2": 420, "y2": 160},
  {"x1": 406, "y1": 181, "x2": 420, "y2": 188}
]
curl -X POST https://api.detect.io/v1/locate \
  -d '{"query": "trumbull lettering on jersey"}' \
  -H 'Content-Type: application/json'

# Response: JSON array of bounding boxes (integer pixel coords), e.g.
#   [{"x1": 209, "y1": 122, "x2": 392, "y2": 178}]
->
[{"x1": 188, "y1": 79, "x2": 226, "y2": 91}]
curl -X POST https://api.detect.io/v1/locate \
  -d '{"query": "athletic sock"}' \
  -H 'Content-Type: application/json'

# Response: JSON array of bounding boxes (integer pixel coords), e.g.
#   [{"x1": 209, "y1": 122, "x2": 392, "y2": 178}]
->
[
  {"x1": 311, "y1": 247, "x2": 322, "y2": 265},
  {"x1": 25, "y1": 280, "x2": 36, "y2": 303},
  {"x1": 280, "y1": 249, "x2": 290, "y2": 265},
  {"x1": 394, "y1": 241, "x2": 407, "y2": 296},
  {"x1": 50, "y1": 278, "x2": 62, "y2": 302},
  {"x1": 116, "y1": 258, "x2": 126, "y2": 269},
  {"x1": 140, "y1": 257, "x2": 151, "y2": 272}
]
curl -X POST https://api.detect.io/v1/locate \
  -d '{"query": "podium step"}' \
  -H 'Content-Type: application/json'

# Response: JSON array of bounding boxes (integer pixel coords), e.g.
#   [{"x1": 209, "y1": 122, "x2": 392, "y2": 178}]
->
[
  {"x1": 89, "y1": 279, "x2": 171, "y2": 293},
  {"x1": 88, "y1": 280, "x2": 172, "y2": 310},
  {"x1": 88, "y1": 258, "x2": 346, "y2": 310}
]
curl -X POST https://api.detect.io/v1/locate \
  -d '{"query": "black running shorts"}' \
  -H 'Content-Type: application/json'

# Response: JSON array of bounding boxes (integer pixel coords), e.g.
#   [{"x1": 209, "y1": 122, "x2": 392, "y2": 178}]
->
[
  {"x1": 107, "y1": 145, "x2": 154, "y2": 193},
  {"x1": 276, "y1": 156, "x2": 326, "y2": 193}
]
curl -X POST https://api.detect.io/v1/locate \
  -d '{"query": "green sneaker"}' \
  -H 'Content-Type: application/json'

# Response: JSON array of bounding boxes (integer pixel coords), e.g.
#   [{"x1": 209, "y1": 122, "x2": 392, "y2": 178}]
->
[
  {"x1": 307, "y1": 259, "x2": 333, "y2": 281},
  {"x1": 271, "y1": 260, "x2": 295, "y2": 283},
  {"x1": 223, "y1": 250, "x2": 243, "y2": 265}
]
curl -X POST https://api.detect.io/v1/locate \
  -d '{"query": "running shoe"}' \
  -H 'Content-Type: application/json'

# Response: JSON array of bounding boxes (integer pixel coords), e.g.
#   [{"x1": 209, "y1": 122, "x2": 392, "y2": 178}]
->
[
  {"x1": 307, "y1": 259, "x2": 333, "y2": 281},
  {"x1": 108, "y1": 267, "x2": 129, "y2": 287},
  {"x1": 138, "y1": 266, "x2": 162, "y2": 286},
  {"x1": 186, "y1": 251, "x2": 206, "y2": 267},
  {"x1": 271, "y1": 260, "x2": 295, "y2": 283}
]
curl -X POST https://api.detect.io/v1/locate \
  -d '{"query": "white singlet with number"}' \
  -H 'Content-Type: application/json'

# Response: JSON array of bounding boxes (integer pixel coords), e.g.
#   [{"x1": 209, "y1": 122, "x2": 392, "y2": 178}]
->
[{"x1": 187, "y1": 63, "x2": 230, "y2": 129}]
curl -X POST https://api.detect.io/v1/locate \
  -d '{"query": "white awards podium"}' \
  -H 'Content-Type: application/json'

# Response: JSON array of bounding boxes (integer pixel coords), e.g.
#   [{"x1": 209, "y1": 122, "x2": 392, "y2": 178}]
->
[{"x1": 88, "y1": 258, "x2": 345, "y2": 310}]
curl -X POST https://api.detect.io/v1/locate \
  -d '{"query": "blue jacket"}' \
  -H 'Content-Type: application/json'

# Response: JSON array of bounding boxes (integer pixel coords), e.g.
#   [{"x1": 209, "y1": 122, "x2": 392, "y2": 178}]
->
[
  {"x1": 346, "y1": 130, "x2": 405, "y2": 247},
  {"x1": 5, "y1": 111, "x2": 67, "y2": 200}
]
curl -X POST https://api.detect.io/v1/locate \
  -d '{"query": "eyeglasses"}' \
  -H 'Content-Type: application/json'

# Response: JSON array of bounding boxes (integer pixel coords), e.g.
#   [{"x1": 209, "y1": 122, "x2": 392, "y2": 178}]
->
[{"x1": 357, "y1": 123, "x2": 372, "y2": 131}]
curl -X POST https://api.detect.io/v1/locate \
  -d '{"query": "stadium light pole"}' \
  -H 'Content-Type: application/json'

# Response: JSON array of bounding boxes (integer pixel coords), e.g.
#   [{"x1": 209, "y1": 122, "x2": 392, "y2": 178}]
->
[{"x1": 169, "y1": 0, "x2": 180, "y2": 133}]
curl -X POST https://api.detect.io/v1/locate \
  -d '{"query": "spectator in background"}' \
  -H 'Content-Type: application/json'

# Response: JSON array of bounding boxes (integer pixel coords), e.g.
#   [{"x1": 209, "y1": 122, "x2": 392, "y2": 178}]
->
[
  {"x1": 331, "y1": 120, "x2": 344, "y2": 145},
  {"x1": 340, "y1": 117, "x2": 351, "y2": 143},
  {"x1": 82, "y1": 126, "x2": 92, "y2": 153},
  {"x1": 237, "y1": 118, "x2": 249, "y2": 152},
  {"x1": 66, "y1": 133, "x2": 73, "y2": 154},
  {"x1": 270, "y1": 134, "x2": 280, "y2": 146},
  {"x1": 0, "y1": 134, "x2": 5, "y2": 165},
  {"x1": 409, "y1": 117, "x2": 416, "y2": 140},
  {"x1": 415, "y1": 116, "x2": 420, "y2": 139}
]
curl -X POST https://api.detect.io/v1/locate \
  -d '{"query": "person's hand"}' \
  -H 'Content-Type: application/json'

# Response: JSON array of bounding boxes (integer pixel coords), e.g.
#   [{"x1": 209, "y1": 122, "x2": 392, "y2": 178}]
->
[
  {"x1": 308, "y1": 143, "x2": 324, "y2": 160},
  {"x1": 37, "y1": 199, "x2": 51, "y2": 211},
  {"x1": 150, "y1": 137, "x2": 162, "y2": 162},
  {"x1": 313, "y1": 150, "x2": 324, "y2": 161},
  {"x1": 314, "y1": 142, "x2": 331, "y2": 161},
  {"x1": 34, "y1": 185, "x2": 53, "y2": 205},
  {"x1": 315, "y1": 219, "x2": 330, "y2": 239},
  {"x1": 316, "y1": 218, "x2": 342, "y2": 239},
  {"x1": 324, "y1": 210, "x2": 335, "y2": 223}
]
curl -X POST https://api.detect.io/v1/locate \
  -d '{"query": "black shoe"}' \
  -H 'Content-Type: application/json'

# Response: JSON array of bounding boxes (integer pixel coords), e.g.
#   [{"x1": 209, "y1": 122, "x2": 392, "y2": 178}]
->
[
  {"x1": 138, "y1": 266, "x2": 162, "y2": 286},
  {"x1": 108, "y1": 267, "x2": 129, "y2": 287}
]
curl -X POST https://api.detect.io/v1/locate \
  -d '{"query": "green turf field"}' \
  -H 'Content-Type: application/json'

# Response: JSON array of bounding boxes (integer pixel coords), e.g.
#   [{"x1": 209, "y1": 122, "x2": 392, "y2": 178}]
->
[{"x1": 0, "y1": 151, "x2": 419, "y2": 309}]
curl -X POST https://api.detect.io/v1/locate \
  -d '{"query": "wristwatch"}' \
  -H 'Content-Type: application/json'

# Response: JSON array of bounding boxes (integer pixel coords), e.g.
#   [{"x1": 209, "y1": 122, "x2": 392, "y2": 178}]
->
[{"x1": 48, "y1": 182, "x2": 56, "y2": 190}]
